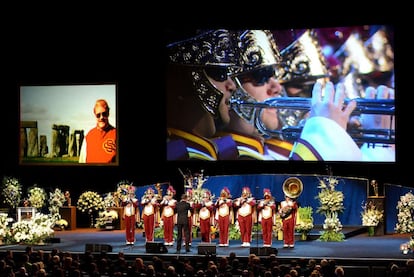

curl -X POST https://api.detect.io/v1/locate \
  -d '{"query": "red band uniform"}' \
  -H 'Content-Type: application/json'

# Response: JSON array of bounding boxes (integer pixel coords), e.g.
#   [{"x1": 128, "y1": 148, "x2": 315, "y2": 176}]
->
[
  {"x1": 234, "y1": 187, "x2": 256, "y2": 247},
  {"x1": 140, "y1": 188, "x2": 159, "y2": 243},
  {"x1": 199, "y1": 190, "x2": 214, "y2": 242},
  {"x1": 279, "y1": 195, "x2": 298, "y2": 248},
  {"x1": 160, "y1": 186, "x2": 177, "y2": 246},
  {"x1": 122, "y1": 186, "x2": 139, "y2": 245},
  {"x1": 215, "y1": 187, "x2": 233, "y2": 246},
  {"x1": 257, "y1": 189, "x2": 276, "y2": 247}
]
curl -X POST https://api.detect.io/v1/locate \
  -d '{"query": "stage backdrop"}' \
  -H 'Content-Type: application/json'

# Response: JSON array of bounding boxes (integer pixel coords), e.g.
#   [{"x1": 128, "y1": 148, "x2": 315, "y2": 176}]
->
[{"x1": 202, "y1": 174, "x2": 368, "y2": 226}]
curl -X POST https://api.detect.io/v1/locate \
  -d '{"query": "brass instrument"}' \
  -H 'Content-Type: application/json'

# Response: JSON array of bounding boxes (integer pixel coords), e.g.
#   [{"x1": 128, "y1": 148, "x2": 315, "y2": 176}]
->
[
  {"x1": 230, "y1": 96, "x2": 395, "y2": 144},
  {"x1": 154, "y1": 183, "x2": 163, "y2": 201},
  {"x1": 282, "y1": 177, "x2": 303, "y2": 199},
  {"x1": 279, "y1": 177, "x2": 303, "y2": 219}
]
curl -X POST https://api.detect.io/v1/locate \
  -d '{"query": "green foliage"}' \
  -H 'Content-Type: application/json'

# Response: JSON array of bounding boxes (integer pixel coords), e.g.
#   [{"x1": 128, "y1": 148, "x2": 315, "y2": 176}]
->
[
  {"x1": 228, "y1": 223, "x2": 241, "y2": 240},
  {"x1": 298, "y1": 206, "x2": 313, "y2": 221},
  {"x1": 154, "y1": 227, "x2": 177, "y2": 239},
  {"x1": 318, "y1": 230, "x2": 345, "y2": 242},
  {"x1": 252, "y1": 223, "x2": 262, "y2": 232}
]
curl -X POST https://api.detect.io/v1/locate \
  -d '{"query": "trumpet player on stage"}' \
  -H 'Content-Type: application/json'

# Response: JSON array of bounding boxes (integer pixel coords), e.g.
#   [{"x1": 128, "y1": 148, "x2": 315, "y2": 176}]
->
[
  {"x1": 160, "y1": 186, "x2": 177, "y2": 246},
  {"x1": 257, "y1": 189, "x2": 277, "y2": 247},
  {"x1": 199, "y1": 190, "x2": 214, "y2": 242},
  {"x1": 140, "y1": 187, "x2": 159, "y2": 243},
  {"x1": 122, "y1": 185, "x2": 139, "y2": 245},
  {"x1": 215, "y1": 187, "x2": 233, "y2": 246},
  {"x1": 234, "y1": 187, "x2": 256, "y2": 247}
]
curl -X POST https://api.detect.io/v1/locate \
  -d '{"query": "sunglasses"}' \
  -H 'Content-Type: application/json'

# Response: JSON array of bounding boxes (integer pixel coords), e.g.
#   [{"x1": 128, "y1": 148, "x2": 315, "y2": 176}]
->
[
  {"x1": 204, "y1": 67, "x2": 229, "y2": 82},
  {"x1": 95, "y1": 111, "x2": 109, "y2": 118},
  {"x1": 238, "y1": 66, "x2": 276, "y2": 86}
]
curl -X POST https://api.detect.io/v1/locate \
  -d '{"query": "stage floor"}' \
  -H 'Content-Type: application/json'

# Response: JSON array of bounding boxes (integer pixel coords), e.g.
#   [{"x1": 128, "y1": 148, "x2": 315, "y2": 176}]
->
[{"x1": 0, "y1": 227, "x2": 413, "y2": 265}]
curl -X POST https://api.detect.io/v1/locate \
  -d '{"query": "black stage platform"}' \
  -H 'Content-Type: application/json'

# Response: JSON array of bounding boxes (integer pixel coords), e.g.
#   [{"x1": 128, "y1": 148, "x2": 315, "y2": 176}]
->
[{"x1": 1, "y1": 227, "x2": 413, "y2": 265}]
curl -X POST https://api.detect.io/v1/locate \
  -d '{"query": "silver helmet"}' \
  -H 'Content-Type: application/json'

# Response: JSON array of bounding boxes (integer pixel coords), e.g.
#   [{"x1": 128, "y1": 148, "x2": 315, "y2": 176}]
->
[
  {"x1": 167, "y1": 29, "x2": 240, "y2": 117},
  {"x1": 230, "y1": 30, "x2": 282, "y2": 125}
]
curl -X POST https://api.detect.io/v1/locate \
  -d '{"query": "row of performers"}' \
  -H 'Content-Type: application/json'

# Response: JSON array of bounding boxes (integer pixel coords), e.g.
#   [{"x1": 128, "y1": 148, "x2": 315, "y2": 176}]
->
[{"x1": 122, "y1": 185, "x2": 298, "y2": 248}]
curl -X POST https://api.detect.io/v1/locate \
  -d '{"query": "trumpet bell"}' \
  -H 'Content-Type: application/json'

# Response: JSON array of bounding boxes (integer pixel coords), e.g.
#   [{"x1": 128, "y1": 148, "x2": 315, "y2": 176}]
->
[{"x1": 282, "y1": 177, "x2": 303, "y2": 199}]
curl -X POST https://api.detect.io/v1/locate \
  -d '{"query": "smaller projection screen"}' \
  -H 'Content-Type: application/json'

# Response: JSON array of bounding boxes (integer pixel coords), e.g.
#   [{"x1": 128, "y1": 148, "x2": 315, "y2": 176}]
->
[{"x1": 19, "y1": 83, "x2": 118, "y2": 166}]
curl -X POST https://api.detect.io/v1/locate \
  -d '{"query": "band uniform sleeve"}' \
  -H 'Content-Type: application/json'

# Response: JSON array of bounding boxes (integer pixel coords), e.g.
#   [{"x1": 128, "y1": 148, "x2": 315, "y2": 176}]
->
[{"x1": 290, "y1": 116, "x2": 362, "y2": 161}]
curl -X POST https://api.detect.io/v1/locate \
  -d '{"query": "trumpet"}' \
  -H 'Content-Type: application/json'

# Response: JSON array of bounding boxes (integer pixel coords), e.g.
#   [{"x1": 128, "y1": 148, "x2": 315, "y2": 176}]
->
[{"x1": 230, "y1": 97, "x2": 395, "y2": 144}]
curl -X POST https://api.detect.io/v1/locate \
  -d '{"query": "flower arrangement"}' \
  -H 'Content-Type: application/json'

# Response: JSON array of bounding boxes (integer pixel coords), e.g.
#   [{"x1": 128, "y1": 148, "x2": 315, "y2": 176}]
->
[
  {"x1": 395, "y1": 191, "x2": 414, "y2": 233},
  {"x1": 315, "y1": 176, "x2": 345, "y2": 242},
  {"x1": 27, "y1": 186, "x2": 47, "y2": 209},
  {"x1": 316, "y1": 177, "x2": 344, "y2": 214},
  {"x1": 183, "y1": 170, "x2": 211, "y2": 206},
  {"x1": 103, "y1": 193, "x2": 117, "y2": 208},
  {"x1": 1, "y1": 176, "x2": 22, "y2": 209},
  {"x1": 77, "y1": 191, "x2": 105, "y2": 214},
  {"x1": 361, "y1": 201, "x2": 384, "y2": 226},
  {"x1": 48, "y1": 188, "x2": 66, "y2": 215},
  {"x1": 210, "y1": 225, "x2": 218, "y2": 238},
  {"x1": 0, "y1": 212, "x2": 12, "y2": 238},
  {"x1": 95, "y1": 209, "x2": 119, "y2": 229},
  {"x1": 9, "y1": 212, "x2": 55, "y2": 244},
  {"x1": 55, "y1": 218, "x2": 68, "y2": 229}
]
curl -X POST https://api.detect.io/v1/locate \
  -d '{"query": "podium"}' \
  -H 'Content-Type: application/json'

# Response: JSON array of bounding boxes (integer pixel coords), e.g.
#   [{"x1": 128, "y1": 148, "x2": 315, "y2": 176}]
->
[{"x1": 60, "y1": 206, "x2": 77, "y2": 230}]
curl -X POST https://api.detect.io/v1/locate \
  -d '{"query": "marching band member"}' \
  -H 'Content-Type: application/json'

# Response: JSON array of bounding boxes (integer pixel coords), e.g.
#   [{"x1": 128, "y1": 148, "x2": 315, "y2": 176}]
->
[
  {"x1": 122, "y1": 185, "x2": 139, "y2": 245},
  {"x1": 233, "y1": 187, "x2": 256, "y2": 247},
  {"x1": 257, "y1": 189, "x2": 277, "y2": 247},
  {"x1": 199, "y1": 190, "x2": 214, "y2": 242},
  {"x1": 166, "y1": 29, "x2": 239, "y2": 160},
  {"x1": 140, "y1": 187, "x2": 159, "y2": 243},
  {"x1": 215, "y1": 187, "x2": 233, "y2": 246},
  {"x1": 214, "y1": 30, "x2": 293, "y2": 160},
  {"x1": 279, "y1": 194, "x2": 298, "y2": 248},
  {"x1": 160, "y1": 185, "x2": 177, "y2": 246}
]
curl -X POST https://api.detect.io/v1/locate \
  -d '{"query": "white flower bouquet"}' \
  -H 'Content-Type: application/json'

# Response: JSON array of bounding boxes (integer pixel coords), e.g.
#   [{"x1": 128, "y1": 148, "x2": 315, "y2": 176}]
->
[
  {"x1": 10, "y1": 212, "x2": 54, "y2": 244},
  {"x1": 316, "y1": 176, "x2": 345, "y2": 241},
  {"x1": 361, "y1": 201, "x2": 384, "y2": 226},
  {"x1": 395, "y1": 192, "x2": 414, "y2": 233},
  {"x1": 77, "y1": 191, "x2": 105, "y2": 214},
  {"x1": 0, "y1": 212, "x2": 12, "y2": 238},
  {"x1": 28, "y1": 187, "x2": 47, "y2": 209},
  {"x1": 1, "y1": 176, "x2": 22, "y2": 208},
  {"x1": 55, "y1": 218, "x2": 68, "y2": 229},
  {"x1": 95, "y1": 209, "x2": 119, "y2": 229},
  {"x1": 48, "y1": 188, "x2": 66, "y2": 215}
]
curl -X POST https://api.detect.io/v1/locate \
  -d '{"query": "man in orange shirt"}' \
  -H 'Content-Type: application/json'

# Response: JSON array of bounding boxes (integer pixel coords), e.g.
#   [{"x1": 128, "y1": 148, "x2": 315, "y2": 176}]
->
[{"x1": 79, "y1": 99, "x2": 116, "y2": 163}]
